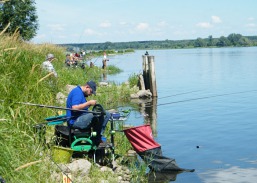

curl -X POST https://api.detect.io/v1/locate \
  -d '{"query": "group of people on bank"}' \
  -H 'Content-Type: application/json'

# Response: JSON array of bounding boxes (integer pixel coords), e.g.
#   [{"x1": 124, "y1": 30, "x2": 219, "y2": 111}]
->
[
  {"x1": 41, "y1": 50, "x2": 110, "y2": 78},
  {"x1": 65, "y1": 52, "x2": 84, "y2": 67}
]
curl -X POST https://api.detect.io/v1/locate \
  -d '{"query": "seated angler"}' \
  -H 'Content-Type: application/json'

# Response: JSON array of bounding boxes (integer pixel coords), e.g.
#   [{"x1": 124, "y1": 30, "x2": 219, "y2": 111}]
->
[{"x1": 66, "y1": 81, "x2": 111, "y2": 138}]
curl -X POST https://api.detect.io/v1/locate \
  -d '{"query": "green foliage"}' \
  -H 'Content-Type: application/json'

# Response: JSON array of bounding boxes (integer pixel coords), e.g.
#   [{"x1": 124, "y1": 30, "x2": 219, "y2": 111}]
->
[
  {"x1": 128, "y1": 73, "x2": 139, "y2": 88},
  {"x1": 61, "y1": 34, "x2": 257, "y2": 51},
  {"x1": 195, "y1": 37, "x2": 207, "y2": 47},
  {"x1": 0, "y1": 34, "x2": 139, "y2": 182},
  {"x1": 94, "y1": 83, "x2": 132, "y2": 109},
  {"x1": 0, "y1": 0, "x2": 38, "y2": 41},
  {"x1": 117, "y1": 49, "x2": 135, "y2": 53},
  {"x1": 57, "y1": 63, "x2": 102, "y2": 86},
  {"x1": 0, "y1": 35, "x2": 65, "y2": 182},
  {"x1": 106, "y1": 64, "x2": 122, "y2": 75}
]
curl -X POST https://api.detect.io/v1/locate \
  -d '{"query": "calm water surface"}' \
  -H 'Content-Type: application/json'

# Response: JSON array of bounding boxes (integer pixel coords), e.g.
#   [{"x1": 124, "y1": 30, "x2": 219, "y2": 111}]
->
[{"x1": 99, "y1": 47, "x2": 257, "y2": 183}]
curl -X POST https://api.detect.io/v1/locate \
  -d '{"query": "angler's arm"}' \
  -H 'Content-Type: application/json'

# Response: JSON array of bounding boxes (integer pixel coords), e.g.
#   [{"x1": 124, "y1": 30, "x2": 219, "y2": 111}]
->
[{"x1": 72, "y1": 100, "x2": 96, "y2": 110}]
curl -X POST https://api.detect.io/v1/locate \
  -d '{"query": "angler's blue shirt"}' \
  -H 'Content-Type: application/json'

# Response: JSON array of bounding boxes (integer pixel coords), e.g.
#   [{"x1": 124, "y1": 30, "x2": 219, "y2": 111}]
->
[{"x1": 66, "y1": 86, "x2": 88, "y2": 125}]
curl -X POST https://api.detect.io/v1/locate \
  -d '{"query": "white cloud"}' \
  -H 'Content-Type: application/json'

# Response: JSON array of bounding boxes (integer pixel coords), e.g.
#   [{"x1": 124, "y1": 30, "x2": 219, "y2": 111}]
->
[
  {"x1": 34, "y1": 34, "x2": 46, "y2": 39},
  {"x1": 83, "y1": 28, "x2": 99, "y2": 36},
  {"x1": 196, "y1": 22, "x2": 213, "y2": 28},
  {"x1": 47, "y1": 24, "x2": 66, "y2": 31},
  {"x1": 119, "y1": 21, "x2": 128, "y2": 26},
  {"x1": 135, "y1": 23, "x2": 149, "y2": 31},
  {"x1": 211, "y1": 16, "x2": 222, "y2": 23},
  {"x1": 173, "y1": 30, "x2": 191, "y2": 37},
  {"x1": 157, "y1": 21, "x2": 168, "y2": 27},
  {"x1": 57, "y1": 35, "x2": 67, "y2": 39},
  {"x1": 99, "y1": 21, "x2": 111, "y2": 28},
  {"x1": 248, "y1": 17, "x2": 255, "y2": 21},
  {"x1": 246, "y1": 23, "x2": 256, "y2": 28},
  {"x1": 196, "y1": 16, "x2": 221, "y2": 29}
]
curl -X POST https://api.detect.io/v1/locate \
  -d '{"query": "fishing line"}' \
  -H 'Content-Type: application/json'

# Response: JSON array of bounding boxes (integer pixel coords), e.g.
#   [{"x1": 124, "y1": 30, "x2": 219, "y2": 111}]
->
[
  {"x1": 78, "y1": 24, "x2": 85, "y2": 43},
  {"x1": 158, "y1": 90, "x2": 202, "y2": 99},
  {"x1": 84, "y1": 55, "x2": 102, "y2": 76},
  {"x1": 111, "y1": 90, "x2": 202, "y2": 111},
  {"x1": 129, "y1": 90, "x2": 201, "y2": 109},
  {"x1": 148, "y1": 89, "x2": 257, "y2": 107},
  {"x1": 48, "y1": 153, "x2": 74, "y2": 183}
]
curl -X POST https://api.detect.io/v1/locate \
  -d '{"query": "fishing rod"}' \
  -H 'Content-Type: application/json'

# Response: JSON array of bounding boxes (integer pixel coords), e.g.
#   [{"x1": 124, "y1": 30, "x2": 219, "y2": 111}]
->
[
  {"x1": 0, "y1": 100, "x2": 102, "y2": 115},
  {"x1": 35, "y1": 116, "x2": 75, "y2": 126},
  {"x1": 146, "y1": 89, "x2": 257, "y2": 107}
]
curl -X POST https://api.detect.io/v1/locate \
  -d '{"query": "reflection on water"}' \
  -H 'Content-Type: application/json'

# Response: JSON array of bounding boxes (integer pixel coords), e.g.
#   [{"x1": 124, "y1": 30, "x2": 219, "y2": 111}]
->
[
  {"x1": 145, "y1": 97, "x2": 157, "y2": 136},
  {"x1": 102, "y1": 71, "x2": 107, "y2": 81},
  {"x1": 131, "y1": 97, "x2": 158, "y2": 136},
  {"x1": 199, "y1": 167, "x2": 257, "y2": 183},
  {"x1": 147, "y1": 171, "x2": 180, "y2": 182}
]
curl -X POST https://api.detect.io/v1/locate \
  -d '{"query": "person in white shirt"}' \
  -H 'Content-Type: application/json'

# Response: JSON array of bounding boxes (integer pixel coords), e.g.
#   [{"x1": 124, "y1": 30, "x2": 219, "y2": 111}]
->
[
  {"x1": 42, "y1": 53, "x2": 57, "y2": 77},
  {"x1": 102, "y1": 51, "x2": 109, "y2": 69}
]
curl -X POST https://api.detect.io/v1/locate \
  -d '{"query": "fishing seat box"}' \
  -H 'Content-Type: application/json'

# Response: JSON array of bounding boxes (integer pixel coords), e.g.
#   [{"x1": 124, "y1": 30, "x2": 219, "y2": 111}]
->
[{"x1": 54, "y1": 125, "x2": 94, "y2": 147}]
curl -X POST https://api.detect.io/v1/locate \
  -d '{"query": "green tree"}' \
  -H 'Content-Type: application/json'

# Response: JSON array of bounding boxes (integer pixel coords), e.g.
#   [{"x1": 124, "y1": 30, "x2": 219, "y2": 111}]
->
[
  {"x1": 238, "y1": 36, "x2": 252, "y2": 46},
  {"x1": 0, "y1": 0, "x2": 38, "y2": 41},
  {"x1": 216, "y1": 36, "x2": 229, "y2": 47},
  {"x1": 227, "y1": 33, "x2": 242, "y2": 46},
  {"x1": 195, "y1": 37, "x2": 206, "y2": 47},
  {"x1": 207, "y1": 35, "x2": 213, "y2": 47}
]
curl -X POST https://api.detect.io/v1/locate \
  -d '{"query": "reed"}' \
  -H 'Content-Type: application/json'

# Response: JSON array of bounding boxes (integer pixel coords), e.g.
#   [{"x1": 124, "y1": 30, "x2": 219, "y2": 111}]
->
[
  {"x1": 128, "y1": 73, "x2": 139, "y2": 88},
  {"x1": 0, "y1": 33, "x2": 145, "y2": 182}
]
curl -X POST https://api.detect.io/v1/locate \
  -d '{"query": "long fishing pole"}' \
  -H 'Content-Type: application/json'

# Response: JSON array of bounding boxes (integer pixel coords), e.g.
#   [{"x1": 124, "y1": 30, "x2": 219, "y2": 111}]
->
[
  {"x1": 149, "y1": 89, "x2": 257, "y2": 107},
  {"x1": 0, "y1": 100, "x2": 101, "y2": 115}
]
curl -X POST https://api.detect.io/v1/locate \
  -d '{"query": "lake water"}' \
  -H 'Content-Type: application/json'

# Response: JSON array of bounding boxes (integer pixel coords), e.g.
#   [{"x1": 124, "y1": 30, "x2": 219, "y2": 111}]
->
[{"x1": 98, "y1": 47, "x2": 257, "y2": 183}]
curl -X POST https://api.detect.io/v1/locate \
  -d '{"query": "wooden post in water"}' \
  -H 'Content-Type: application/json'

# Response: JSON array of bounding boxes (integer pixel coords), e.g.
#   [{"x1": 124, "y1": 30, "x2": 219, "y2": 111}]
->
[
  {"x1": 148, "y1": 56, "x2": 158, "y2": 97},
  {"x1": 142, "y1": 53, "x2": 158, "y2": 136},
  {"x1": 142, "y1": 55, "x2": 157, "y2": 97},
  {"x1": 142, "y1": 55, "x2": 149, "y2": 90}
]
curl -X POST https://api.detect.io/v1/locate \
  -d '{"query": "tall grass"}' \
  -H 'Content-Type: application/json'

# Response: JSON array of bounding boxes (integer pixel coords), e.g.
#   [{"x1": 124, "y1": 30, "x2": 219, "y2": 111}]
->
[
  {"x1": 0, "y1": 33, "x2": 67, "y2": 182},
  {"x1": 0, "y1": 33, "x2": 144, "y2": 182}
]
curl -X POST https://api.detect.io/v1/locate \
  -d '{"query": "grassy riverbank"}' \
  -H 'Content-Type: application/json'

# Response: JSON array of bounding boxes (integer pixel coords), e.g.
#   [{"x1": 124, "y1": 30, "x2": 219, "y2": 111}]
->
[{"x1": 0, "y1": 33, "x2": 147, "y2": 182}]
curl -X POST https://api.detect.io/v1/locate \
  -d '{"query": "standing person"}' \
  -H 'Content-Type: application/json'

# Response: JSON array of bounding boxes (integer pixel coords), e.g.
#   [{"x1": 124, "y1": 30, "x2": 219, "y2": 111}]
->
[
  {"x1": 102, "y1": 51, "x2": 109, "y2": 69},
  {"x1": 103, "y1": 51, "x2": 107, "y2": 60},
  {"x1": 82, "y1": 50, "x2": 86, "y2": 58},
  {"x1": 66, "y1": 81, "x2": 111, "y2": 135},
  {"x1": 41, "y1": 53, "x2": 57, "y2": 77}
]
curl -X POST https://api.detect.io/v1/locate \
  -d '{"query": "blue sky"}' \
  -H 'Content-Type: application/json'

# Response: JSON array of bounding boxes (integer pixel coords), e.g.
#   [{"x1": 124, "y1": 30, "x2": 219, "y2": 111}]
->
[{"x1": 32, "y1": 0, "x2": 257, "y2": 44}]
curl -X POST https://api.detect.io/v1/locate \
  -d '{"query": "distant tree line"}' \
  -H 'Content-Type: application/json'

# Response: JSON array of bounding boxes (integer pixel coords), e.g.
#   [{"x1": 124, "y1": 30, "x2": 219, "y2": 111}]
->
[{"x1": 60, "y1": 34, "x2": 257, "y2": 52}]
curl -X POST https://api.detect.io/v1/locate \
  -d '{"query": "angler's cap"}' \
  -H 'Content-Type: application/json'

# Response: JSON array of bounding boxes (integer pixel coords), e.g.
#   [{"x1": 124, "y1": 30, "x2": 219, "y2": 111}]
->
[
  {"x1": 46, "y1": 53, "x2": 54, "y2": 60},
  {"x1": 87, "y1": 81, "x2": 96, "y2": 95}
]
